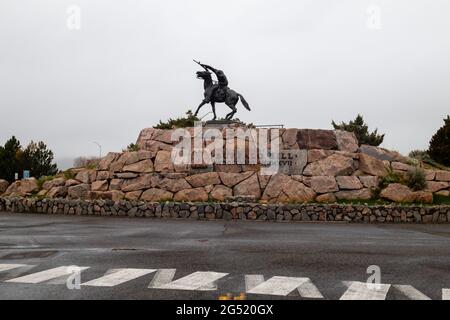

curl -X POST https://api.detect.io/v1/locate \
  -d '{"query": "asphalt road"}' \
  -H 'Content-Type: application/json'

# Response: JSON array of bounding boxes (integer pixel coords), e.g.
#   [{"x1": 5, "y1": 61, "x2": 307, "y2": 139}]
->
[{"x1": 0, "y1": 212, "x2": 449, "y2": 300}]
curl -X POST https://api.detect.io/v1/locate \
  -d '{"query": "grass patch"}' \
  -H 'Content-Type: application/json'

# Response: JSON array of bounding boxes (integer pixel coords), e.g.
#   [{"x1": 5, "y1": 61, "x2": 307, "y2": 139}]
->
[
  {"x1": 433, "y1": 194, "x2": 450, "y2": 205},
  {"x1": 63, "y1": 169, "x2": 75, "y2": 180}
]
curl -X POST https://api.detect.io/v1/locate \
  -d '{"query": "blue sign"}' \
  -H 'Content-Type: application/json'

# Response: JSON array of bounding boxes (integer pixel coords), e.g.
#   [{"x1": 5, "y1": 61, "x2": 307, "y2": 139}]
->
[{"x1": 23, "y1": 170, "x2": 30, "y2": 179}]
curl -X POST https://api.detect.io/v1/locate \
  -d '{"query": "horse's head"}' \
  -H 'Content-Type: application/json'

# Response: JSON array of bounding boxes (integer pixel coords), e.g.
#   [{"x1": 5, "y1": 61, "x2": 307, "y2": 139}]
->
[{"x1": 196, "y1": 71, "x2": 212, "y2": 80}]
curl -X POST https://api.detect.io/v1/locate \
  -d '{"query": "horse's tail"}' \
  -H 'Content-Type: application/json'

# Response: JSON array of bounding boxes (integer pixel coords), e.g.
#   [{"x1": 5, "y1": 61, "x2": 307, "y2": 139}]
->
[{"x1": 238, "y1": 94, "x2": 251, "y2": 111}]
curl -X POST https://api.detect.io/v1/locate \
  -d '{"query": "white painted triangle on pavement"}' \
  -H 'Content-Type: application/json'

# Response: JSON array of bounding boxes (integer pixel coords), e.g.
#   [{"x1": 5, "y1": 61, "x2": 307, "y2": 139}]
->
[
  {"x1": 297, "y1": 279, "x2": 324, "y2": 299},
  {"x1": 247, "y1": 276, "x2": 309, "y2": 296},
  {"x1": 82, "y1": 268, "x2": 156, "y2": 287},
  {"x1": 392, "y1": 285, "x2": 430, "y2": 300},
  {"x1": 153, "y1": 271, "x2": 228, "y2": 291},
  {"x1": 245, "y1": 275, "x2": 265, "y2": 292},
  {"x1": 443, "y1": 289, "x2": 450, "y2": 300},
  {"x1": 0, "y1": 264, "x2": 33, "y2": 273},
  {"x1": 340, "y1": 281, "x2": 391, "y2": 300},
  {"x1": 5, "y1": 266, "x2": 89, "y2": 284},
  {"x1": 149, "y1": 269, "x2": 177, "y2": 288}
]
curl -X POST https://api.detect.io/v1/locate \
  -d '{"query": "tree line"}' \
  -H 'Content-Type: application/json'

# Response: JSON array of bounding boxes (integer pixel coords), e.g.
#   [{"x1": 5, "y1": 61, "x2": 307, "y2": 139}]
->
[{"x1": 0, "y1": 136, "x2": 58, "y2": 182}]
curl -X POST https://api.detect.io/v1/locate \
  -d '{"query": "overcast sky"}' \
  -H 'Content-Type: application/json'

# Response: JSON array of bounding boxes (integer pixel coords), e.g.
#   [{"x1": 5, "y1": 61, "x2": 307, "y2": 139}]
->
[{"x1": 1, "y1": 0, "x2": 449, "y2": 169}]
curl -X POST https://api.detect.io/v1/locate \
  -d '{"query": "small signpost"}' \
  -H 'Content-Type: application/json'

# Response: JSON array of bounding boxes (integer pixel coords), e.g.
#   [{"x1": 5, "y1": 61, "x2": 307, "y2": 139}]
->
[{"x1": 23, "y1": 170, "x2": 30, "y2": 179}]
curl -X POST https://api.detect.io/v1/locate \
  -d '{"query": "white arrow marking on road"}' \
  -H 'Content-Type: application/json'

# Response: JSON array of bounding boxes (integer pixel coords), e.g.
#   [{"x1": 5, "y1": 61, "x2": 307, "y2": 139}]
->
[
  {"x1": 245, "y1": 275, "x2": 265, "y2": 292},
  {"x1": 392, "y1": 285, "x2": 430, "y2": 300},
  {"x1": 5, "y1": 266, "x2": 89, "y2": 284},
  {"x1": 443, "y1": 289, "x2": 450, "y2": 300},
  {"x1": 247, "y1": 276, "x2": 310, "y2": 296},
  {"x1": 82, "y1": 268, "x2": 156, "y2": 287},
  {"x1": 0, "y1": 264, "x2": 32, "y2": 273},
  {"x1": 153, "y1": 271, "x2": 228, "y2": 291},
  {"x1": 340, "y1": 281, "x2": 391, "y2": 300}
]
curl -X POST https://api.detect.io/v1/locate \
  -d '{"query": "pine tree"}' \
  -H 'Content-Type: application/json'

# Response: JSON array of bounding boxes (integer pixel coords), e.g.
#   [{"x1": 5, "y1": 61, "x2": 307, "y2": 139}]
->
[
  {"x1": 0, "y1": 136, "x2": 23, "y2": 182},
  {"x1": 428, "y1": 115, "x2": 450, "y2": 166},
  {"x1": 22, "y1": 141, "x2": 58, "y2": 178},
  {"x1": 332, "y1": 114, "x2": 385, "y2": 146}
]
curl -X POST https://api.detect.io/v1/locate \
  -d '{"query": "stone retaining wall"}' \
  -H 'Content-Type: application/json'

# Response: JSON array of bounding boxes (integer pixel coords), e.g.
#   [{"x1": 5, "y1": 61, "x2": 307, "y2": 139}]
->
[{"x1": 1, "y1": 196, "x2": 449, "y2": 223}]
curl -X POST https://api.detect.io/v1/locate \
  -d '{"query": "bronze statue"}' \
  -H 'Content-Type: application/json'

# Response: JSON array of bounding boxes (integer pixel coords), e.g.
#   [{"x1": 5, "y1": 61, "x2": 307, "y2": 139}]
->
[{"x1": 193, "y1": 60, "x2": 250, "y2": 121}]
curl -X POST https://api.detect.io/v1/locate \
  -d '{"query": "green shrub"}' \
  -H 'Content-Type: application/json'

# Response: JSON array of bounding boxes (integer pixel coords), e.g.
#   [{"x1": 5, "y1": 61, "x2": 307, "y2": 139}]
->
[
  {"x1": 408, "y1": 150, "x2": 430, "y2": 161},
  {"x1": 123, "y1": 143, "x2": 140, "y2": 152},
  {"x1": 332, "y1": 114, "x2": 384, "y2": 146},
  {"x1": 154, "y1": 110, "x2": 199, "y2": 129},
  {"x1": 379, "y1": 168, "x2": 403, "y2": 189},
  {"x1": 406, "y1": 167, "x2": 427, "y2": 191}
]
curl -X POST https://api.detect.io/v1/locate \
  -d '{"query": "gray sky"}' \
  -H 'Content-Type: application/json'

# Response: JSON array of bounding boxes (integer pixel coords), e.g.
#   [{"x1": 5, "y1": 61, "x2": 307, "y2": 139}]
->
[{"x1": 1, "y1": 0, "x2": 449, "y2": 169}]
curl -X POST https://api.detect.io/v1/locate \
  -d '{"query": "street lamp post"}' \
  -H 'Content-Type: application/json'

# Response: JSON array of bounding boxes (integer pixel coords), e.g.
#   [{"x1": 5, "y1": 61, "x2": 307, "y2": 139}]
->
[{"x1": 93, "y1": 141, "x2": 102, "y2": 158}]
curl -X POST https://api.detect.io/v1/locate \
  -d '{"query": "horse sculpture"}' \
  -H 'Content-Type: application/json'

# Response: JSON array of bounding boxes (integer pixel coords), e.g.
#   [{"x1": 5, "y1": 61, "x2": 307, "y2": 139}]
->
[{"x1": 193, "y1": 62, "x2": 250, "y2": 121}]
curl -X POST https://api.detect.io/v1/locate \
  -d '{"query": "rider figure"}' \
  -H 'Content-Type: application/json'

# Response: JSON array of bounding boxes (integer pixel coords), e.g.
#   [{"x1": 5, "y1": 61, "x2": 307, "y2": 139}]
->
[{"x1": 200, "y1": 64, "x2": 228, "y2": 103}]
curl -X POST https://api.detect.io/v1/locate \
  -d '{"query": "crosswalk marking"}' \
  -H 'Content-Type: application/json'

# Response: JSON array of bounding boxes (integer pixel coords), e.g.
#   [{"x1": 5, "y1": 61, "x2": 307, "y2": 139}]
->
[
  {"x1": 443, "y1": 289, "x2": 450, "y2": 300},
  {"x1": 340, "y1": 281, "x2": 391, "y2": 300},
  {"x1": 247, "y1": 276, "x2": 309, "y2": 296},
  {"x1": 0, "y1": 264, "x2": 32, "y2": 273},
  {"x1": 245, "y1": 275, "x2": 265, "y2": 292},
  {"x1": 297, "y1": 279, "x2": 324, "y2": 299},
  {"x1": 5, "y1": 266, "x2": 89, "y2": 284},
  {"x1": 153, "y1": 271, "x2": 228, "y2": 291},
  {"x1": 82, "y1": 268, "x2": 156, "y2": 287},
  {"x1": 393, "y1": 285, "x2": 430, "y2": 300},
  {"x1": 0, "y1": 262, "x2": 447, "y2": 300},
  {"x1": 148, "y1": 269, "x2": 177, "y2": 288}
]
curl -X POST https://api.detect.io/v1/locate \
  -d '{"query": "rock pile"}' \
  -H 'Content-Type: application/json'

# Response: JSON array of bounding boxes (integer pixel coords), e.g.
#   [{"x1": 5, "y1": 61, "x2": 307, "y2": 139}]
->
[{"x1": 1, "y1": 128, "x2": 449, "y2": 205}]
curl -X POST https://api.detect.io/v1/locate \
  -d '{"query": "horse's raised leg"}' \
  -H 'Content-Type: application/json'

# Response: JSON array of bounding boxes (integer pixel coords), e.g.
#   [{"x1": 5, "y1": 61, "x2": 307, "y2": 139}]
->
[{"x1": 194, "y1": 100, "x2": 207, "y2": 117}]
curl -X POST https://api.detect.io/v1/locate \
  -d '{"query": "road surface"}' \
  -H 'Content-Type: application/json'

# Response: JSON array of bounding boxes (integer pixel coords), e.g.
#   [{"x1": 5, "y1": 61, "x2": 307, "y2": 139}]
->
[{"x1": 0, "y1": 212, "x2": 449, "y2": 300}]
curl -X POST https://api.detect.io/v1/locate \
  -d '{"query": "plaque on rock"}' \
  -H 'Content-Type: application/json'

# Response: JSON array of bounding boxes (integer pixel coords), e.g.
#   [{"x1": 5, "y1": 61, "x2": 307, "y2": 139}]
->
[
  {"x1": 297, "y1": 129, "x2": 338, "y2": 150},
  {"x1": 262, "y1": 149, "x2": 307, "y2": 175}
]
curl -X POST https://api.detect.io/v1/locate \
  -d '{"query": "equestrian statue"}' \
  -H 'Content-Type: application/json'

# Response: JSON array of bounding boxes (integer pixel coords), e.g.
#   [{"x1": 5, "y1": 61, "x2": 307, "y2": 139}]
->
[{"x1": 193, "y1": 60, "x2": 250, "y2": 121}]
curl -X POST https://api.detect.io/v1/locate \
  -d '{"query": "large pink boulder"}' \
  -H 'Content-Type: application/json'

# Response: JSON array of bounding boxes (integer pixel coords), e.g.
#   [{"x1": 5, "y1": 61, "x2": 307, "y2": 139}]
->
[
  {"x1": 154, "y1": 151, "x2": 175, "y2": 172},
  {"x1": 297, "y1": 129, "x2": 338, "y2": 150},
  {"x1": 4, "y1": 178, "x2": 39, "y2": 196},
  {"x1": 336, "y1": 176, "x2": 363, "y2": 190},
  {"x1": 436, "y1": 171, "x2": 450, "y2": 182},
  {"x1": 335, "y1": 188, "x2": 372, "y2": 200},
  {"x1": 303, "y1": 154, "x2": 354, "y2": 176},
  {"x1": 335, "y1": 130, "x2": 359, "y2": 153},
  {"x1": 174, "y1": 188, "x2": 208, "y2": 202},
  {"x1": 122, "y1": 159, "x2": 154, "y2": 173},
  {"x1": 310, "y1": 176, "x2": 338, "y2": 193},
  {"x1": 140, "y1": 188, "x2": 173, "y2": 201},
  {"x1": 219, "y1": 171, "x2": 253, "y2": 187},
  {"x1": 359, "y1": 153, "x2": 388, "y2": 176},
  {"x1": 0, "y1": 179, "x2": 10, "y2": 194},
  {"x1": 210, "y1": 185, "x2": 233, "y2": 201},
  {"x1": 281, "y1": 179, "x2": 316, "y2": 202},
  {"x1": 233, "y1": 173, "x2": 261, "y2": 199},
  {"x1": 186, "y1": 172, "x2": 220, "y2": 187},
  {"x1": 380, "y1": 184, "x2": 416, "y2": 203}
]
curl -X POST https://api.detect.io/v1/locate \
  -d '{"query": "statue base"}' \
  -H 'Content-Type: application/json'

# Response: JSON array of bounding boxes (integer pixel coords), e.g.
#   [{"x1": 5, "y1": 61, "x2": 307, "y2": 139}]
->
[{"x1": 204, "y1": 119, "x2": 242, "y2": 129}]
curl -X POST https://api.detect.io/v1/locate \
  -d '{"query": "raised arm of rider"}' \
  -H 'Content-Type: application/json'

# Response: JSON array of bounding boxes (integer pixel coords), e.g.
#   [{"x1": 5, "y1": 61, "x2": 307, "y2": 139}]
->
[{"x1": 201, "y1": 64, "x2": 217, "y2": 73}]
